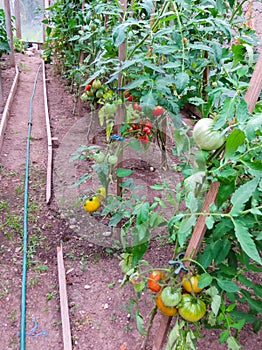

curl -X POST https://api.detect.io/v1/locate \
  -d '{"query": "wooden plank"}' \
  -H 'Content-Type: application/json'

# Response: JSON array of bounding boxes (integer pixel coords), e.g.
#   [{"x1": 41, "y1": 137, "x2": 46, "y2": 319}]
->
[
  {"x1": 152, "y1": 315, "x2": 172, "y2": 350},
  {"x1": 184, "y1": 181, "x2": 220, "y2": 261},
  {"x1": 42, "y1": 60, "x2": 53, "y2": 204},
  {"x1": 0, "y1": 65, "x2": 19, "y2": 152},
  {"x1": 57, "y1": 245, "x2": 73, "y2": 350},
  {"x1": 244, "y1": 50, "x2": 262, "y2": 112}
]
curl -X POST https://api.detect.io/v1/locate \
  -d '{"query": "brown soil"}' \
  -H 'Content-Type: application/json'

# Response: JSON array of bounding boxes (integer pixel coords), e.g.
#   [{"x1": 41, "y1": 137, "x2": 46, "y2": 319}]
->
[{"x1": 0, "y1": 52, "x2": 261, "y2": 350}]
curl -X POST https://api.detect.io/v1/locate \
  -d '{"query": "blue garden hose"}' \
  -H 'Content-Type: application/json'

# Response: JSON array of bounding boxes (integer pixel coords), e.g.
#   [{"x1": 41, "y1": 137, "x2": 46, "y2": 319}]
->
[{"x1": 20, "y1": 63, "x2": 42, "y2": 350}]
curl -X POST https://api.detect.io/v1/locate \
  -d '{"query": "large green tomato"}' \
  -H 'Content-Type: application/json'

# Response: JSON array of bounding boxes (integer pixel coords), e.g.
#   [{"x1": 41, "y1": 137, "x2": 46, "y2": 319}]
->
[
  {"x1": 161, "y1": 286, "x2": 182, "y2": 307},
  {"x1": 193, "y1": 118, "x2": 225, "y2": 151},
  {"x1": 178, "y1": 294, "x2": 206, "y2": 322}
]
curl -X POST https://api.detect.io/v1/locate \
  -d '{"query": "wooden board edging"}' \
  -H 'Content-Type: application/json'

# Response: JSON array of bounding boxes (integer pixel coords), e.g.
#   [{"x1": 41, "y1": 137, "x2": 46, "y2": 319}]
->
[
  {"x1": 42, "y1": 60, "x2": 53, "y2": 204},
  {"x1": 57, "y1": 245, "x2": 73, "y2": 350},
  {"x1": 0, "y1": 64, "x2": 20, "y2": 152}
]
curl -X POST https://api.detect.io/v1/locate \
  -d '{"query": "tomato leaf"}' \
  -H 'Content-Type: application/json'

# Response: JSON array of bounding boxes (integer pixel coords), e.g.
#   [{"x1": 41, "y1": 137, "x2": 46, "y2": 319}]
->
[
  {"x1": 235, "y1": 99, "x2": 249, "y2": 123},
  {"x1": 227, "y1": 336, "x2": 241, "y2": 350},
  {"x1": 224, "y1": 129, "x2": 245, "y2": 161},
  {"x1": 217, "y1": 97, "x2": 235, "y2": 125},
  {"x1": 211, "y1": 294, "x2": 221, "y2": 317},
  {"x1": 198, "y1": 273, "x2": 212, "y2": 288},
  {"x1": 245, "y1": 113, "x2": 262, "y2": 140},
  {"x1": 233, "y1": 218, "x2": 262, "y2": 264},
  {"x1": 205, "y1": 215, "x2": 215, "y2": 229},
  {"x1": 131, "y1": 241, "x2": 149, "y2": 266},
  {"x1": 230, "y1": 177, "x2": 260, "y2": 216},
  {"x1": 165, "y1": 320, "x2": 184, "y2": 350},
  {"x1": 217, "y1": 278, "x2": 239, "y2": 293},
  {"x1": 135, "y1": 310, "x2": 147, "y2": 336},
  {"x1": 134, "y1": 202, "x2": 150, "y2": 224},
  {"x1": 220, "y1": 329, "x2": 230, "y2": 344},
  {"x1": 175, "y1": 72, "x2": 189, "y2": 94},
  {"x1": 116, "y1": 168, "x2": 133, "y2": 177}
]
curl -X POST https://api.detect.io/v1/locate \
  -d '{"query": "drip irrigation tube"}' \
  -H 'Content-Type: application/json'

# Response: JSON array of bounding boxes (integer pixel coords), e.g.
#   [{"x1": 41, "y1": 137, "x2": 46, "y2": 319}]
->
[{"x1": 20, "y1": 63, "x2": 42, "y2": 350}]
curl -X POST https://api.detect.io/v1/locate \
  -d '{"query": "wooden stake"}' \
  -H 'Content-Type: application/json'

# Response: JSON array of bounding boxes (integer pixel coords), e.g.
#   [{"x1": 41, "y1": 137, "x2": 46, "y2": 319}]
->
[
  {"x1": 244, "y1": 50, "x2": 262, "y2": 112},
  {"x1": 42, "y1": 60, "x2": 53, "y2": 204},
  {"x1": 57, "y1": 245, "x2": 73, "y2": 350},
  {"x1": 14, "y1": 0, "x2": 22, "y2": 39},
  {"x1": 4, "y1": 0, "x2": 15, "y2": 67}
]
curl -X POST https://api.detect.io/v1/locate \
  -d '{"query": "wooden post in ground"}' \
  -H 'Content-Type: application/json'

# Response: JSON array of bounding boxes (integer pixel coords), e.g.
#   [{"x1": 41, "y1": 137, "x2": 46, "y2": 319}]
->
[
  {"x1": 116, "y1": 0, "x2": 127, "y2": 198},
  {"x1": 14, "y1": 0, "x2": 22, "y2": 39},
  {"x1": 4, "y1": 0, "x2": 15, "y2": 67}
]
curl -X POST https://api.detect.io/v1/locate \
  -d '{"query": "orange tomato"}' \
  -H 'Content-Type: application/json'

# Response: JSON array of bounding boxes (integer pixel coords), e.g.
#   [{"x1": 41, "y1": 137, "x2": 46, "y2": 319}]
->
[{"x1": 156, "y1": 290, "x2": 178, "y2": 316}]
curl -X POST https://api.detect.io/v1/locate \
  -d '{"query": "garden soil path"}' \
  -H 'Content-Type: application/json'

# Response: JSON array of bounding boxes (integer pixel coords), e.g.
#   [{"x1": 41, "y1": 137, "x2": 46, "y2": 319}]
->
[{"x1": 0, "y1": 52, "x2": 261, "y2": 350}]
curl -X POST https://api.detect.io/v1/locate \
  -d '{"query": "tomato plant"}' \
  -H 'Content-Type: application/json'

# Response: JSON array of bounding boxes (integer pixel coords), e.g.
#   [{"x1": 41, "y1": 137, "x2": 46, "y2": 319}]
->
[
  {"x1": 0, "y1": 9, "x2": 10, "y2": 58},
  {"x1": 50, "y1": 1, "x2": 261, "y2": 347}
]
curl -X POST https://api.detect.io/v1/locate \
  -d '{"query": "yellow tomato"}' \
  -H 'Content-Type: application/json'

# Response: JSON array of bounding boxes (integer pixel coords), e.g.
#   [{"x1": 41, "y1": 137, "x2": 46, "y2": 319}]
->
[
  {"x1": 83, "y1": 196, "x2": 101, "y2": 212},
  {"x1": 96, "y1": 187, "x2": 106, "y2": 200},
  {"x1": 182, "y1": 274, "x2": 203, "y2": 294}
]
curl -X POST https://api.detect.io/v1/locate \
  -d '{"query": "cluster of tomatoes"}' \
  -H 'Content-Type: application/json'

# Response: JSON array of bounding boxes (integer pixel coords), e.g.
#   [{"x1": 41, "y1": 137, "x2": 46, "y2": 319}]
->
[
  {"x1": 148, "y1": 270, "x2": 206, "y2": 322},
  {"x1": 81, "y1": 79, "x2": 106, "y2": 102},
  {"x1": 126, "y1": 118, "x2": 153, "y2": 144},
  {"x1": 122, "y1": 103, "x2": 165, "y2": 144}
]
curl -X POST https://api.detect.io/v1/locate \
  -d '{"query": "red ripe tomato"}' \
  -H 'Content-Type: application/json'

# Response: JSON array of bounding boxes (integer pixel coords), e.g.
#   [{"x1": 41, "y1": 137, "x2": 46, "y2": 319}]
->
[
  {"x1": 144, "y1": 120, "x2": 152, "y2": 129},
  {"x1": 85, "y1": 84, "x2": 91, "y2": 91},
  {"x1": 134, "y1": 103, "x2": 142, "y2": 111},
  {"x1": 124, "y1": 90, "x2": 133, "y2": 101},
  {"x1": 131, "y1": 123, "x2": 139, "y2": 130},
  {"x1": 143, "y1": 126, "x2": 151, "y2": 134},
  {"x1": 147, "y1": 270, "x2": 166, "y2": 293},
  {"x1": 138, "y1": 134, "x2": 149, "y2": 143},
  {"x1": 152, "y1": 106, "x2": 165, "y2": 116}
]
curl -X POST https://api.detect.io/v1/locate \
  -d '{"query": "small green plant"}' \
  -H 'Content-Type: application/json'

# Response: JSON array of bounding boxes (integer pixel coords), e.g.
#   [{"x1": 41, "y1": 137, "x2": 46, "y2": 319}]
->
[
  {"x1": 46, "y1": 290, "x2": 58, "y2": 301},
  {"x1": 0, "y1": 281, "x2": 10, "y2": 297}
]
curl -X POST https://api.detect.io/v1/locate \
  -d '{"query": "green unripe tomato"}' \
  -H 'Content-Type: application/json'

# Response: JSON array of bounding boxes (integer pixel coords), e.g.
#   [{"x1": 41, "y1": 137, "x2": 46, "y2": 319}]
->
[
  {"x1": 193, "y1": 118, "x2": 225, "y2": 151},
  {"x1": 93, "y1": 151, "x2": 105, "y2": 163},
  {"x1": 80, "y1": 93, "x2": 89, "y2": 102},
  {"x1": 161, "y1": 286, "x2": 182, "y2": 307},
  {"x1": 107, "y1": 154, "x2": 118, "y2": 165},
  {"x1": 96, "y1": 89, "x2": 104, "y2": 98},
  {"x1": 92, "y1": 79, "x2": 102, "y2": 90}
]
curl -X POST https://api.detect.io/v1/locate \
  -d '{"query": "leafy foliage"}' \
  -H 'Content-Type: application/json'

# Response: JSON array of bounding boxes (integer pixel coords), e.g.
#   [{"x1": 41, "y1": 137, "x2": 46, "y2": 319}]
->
[
  {"x1": 0, "y1": 9, "x2": 10, "y2": 57},
  {"x1": 46, "y1": 0, "x2": 261, "y2": 348}
]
